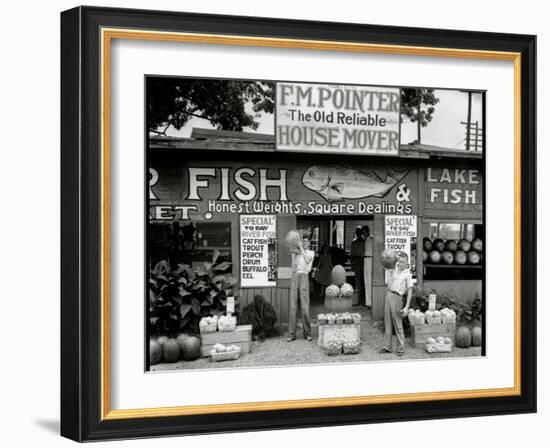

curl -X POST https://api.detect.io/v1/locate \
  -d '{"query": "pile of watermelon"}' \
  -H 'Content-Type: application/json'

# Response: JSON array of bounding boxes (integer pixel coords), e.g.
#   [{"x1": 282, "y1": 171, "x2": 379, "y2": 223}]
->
[
  {"x1": 149, "y1": 334, "x2": 202, "y2": 365},
  {"x1": 422, "y1": 237, "x2": 483, "y2": 266}
]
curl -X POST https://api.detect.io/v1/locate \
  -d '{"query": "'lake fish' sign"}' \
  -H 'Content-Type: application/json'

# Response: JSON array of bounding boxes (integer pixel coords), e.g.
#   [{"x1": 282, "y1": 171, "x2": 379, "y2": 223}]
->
[{"x1": 276, "y1": 82, "x2": 401, "y2": 155}]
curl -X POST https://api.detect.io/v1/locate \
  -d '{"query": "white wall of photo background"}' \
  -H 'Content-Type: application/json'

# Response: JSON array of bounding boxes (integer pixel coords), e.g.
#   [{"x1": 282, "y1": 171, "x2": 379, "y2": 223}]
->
[{"x1": 0, "y1": 1, "x2": 547, "y2": 448}]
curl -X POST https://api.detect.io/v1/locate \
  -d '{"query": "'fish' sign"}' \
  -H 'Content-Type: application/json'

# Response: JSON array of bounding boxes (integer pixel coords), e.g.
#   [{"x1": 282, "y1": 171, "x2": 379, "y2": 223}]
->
[{"x1": 301, "y1": 165, "x2": 409, "y2": 202}]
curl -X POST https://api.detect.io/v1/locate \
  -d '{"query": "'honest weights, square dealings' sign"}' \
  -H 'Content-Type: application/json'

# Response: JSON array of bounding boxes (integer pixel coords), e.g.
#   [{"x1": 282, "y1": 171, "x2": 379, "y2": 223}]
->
[{"x1": 276, "y1": 82, "x2": 401, "y2": 155}]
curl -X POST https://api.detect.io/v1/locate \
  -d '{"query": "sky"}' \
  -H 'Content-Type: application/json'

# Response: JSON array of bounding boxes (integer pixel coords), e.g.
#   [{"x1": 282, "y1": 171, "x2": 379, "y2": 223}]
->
[{"x1": 160, "y1": 88, "x2": 483, "y2": 151}]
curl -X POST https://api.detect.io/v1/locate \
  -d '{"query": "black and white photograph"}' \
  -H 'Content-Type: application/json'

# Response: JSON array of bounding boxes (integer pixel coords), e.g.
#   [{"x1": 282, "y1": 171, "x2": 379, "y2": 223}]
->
[{"x1": 146, "y1": 76, "x2": 485, "y2": 370}]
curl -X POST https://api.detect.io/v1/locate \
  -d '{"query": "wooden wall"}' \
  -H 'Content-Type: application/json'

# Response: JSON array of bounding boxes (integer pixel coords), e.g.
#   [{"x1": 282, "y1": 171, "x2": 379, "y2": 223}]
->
[
  {"x1": 238, "y1": 287, "x2": 290, "y2": 324},
  {"x1": 422, "y1": 280, "x2": 482, "y2": 304}
]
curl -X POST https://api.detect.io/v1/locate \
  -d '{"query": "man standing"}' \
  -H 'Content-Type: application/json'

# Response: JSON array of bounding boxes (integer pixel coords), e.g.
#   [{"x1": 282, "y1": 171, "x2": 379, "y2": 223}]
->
[
  {"x1": 379, "y1": 252, "x2": 414, "y2": 357},
  {"x1": 287, "y1": 235, "x2": 314, "y2": 342},
  {"x1": 362, "y1": 226, "x2": 374, "y2": 307},
  {"x1": 350, "y1": 227, "x2": 365, "y2": 306}
]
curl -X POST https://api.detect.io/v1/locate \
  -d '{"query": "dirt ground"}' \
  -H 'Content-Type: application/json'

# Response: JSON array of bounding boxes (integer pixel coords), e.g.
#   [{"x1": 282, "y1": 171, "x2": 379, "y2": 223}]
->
[{"x1": 151, "y1": 306, "x2": 481, "y2": 371}]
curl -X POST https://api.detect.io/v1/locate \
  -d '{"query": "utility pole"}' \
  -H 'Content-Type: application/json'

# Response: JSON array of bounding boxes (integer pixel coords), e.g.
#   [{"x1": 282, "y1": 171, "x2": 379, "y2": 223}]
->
[{"x1": 466, "y1": 91, "x2": 472, "y2": 150}]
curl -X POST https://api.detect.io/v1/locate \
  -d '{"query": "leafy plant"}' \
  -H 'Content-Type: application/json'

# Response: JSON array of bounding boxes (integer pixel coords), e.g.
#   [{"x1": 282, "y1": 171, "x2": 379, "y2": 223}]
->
[
  {"x1": 149, "y1": 255, "x2": 237, "y2": 336},
  {"x1": 239, "y1": 295, "x2": 278, "y2": 341},
  {"x1": 456, "y1": 297, "x2": 483, "y2": 325}
]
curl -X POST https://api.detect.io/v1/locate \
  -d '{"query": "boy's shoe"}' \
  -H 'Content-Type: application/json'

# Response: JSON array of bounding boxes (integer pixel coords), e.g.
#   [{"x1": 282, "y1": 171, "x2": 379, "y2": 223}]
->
[
  {"x1": 306, "y1": 335, "x2": 313, "y2": 341},
  {"x1": 378, "y1": 347, "x2": 392, "y2": 354},
  {"x1": 286, "y1": 337, "x2": 296, "y2": 342},
  {"x1": 396, "y1": 351, "x2": 405, "y2": 358}
]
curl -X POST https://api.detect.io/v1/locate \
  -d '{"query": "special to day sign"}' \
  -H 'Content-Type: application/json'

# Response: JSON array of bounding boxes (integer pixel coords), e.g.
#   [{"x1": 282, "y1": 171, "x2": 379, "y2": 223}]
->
[
  {"x1": 385, "y1": 215, "x2": 417, "y2": 279},
  {"x1": 276, "y1": 82, "x2": 401, "y2": 155},
  {"x1": 240, "y1": 215, "x2": 277, "y2": 287}
]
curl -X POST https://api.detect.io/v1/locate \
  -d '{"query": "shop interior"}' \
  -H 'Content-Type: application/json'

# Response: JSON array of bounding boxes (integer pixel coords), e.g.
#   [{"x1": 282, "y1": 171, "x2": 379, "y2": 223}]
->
[{"x1": 296, "y1": 216, "x2": 374, "y2": 308}]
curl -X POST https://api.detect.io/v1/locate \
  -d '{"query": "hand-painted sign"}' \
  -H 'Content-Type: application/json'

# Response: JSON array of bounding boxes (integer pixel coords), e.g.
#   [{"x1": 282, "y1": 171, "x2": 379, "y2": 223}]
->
[
  {"x1": 240, "y1": 215, "x2": 277, "y2": 287},
  {"x1": 276, "y1": 82, "x2": 401, "y2": 155},
  {"x1": 424, "y1": 167, "x2": 482, "y2": 213},
  {"x1": 302, "y1": 165, "x2": 409, "y2": 202},
  {"x1": 384, "y1": 215, "x2": 417, "y2": 279},
  {"x1": 149, "y1": 160, "x2": 417, "y2": 221}
]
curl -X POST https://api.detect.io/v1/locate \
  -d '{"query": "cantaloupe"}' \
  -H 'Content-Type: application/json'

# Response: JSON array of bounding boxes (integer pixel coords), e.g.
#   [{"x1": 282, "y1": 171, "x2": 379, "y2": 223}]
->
[
  {"x1": 325, "y1": 284, "x2": 340, "y2": 298},
  {"x1": 340, "y1": 282, "x2": 354, "y2": 297}
]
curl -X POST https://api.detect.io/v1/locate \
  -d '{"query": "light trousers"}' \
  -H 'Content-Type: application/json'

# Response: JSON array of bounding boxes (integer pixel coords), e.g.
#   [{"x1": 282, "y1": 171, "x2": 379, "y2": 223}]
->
[
  {"x1": 384, "y1": 290, "x2": 405, "y2": 353},
  {"x1": 289, "y1": 273, "x2": 311, "y2": 338},
  {"x1": 363, "y1": 257, "x2": 373, "y2": 306}
]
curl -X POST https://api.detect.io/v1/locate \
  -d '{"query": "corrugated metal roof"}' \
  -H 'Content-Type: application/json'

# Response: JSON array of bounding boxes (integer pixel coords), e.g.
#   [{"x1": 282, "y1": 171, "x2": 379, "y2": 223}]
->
[{"x1": 149, "y1": 128, "x2": 483, "y2": 160}]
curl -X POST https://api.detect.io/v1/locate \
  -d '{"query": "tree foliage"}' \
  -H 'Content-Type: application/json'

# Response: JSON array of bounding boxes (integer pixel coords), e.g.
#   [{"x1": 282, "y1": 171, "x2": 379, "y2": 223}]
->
[
  {"x1": 147, "y1": 78, "x2": 274, "y2": 134},
  {"x1": 401, "y1": 88, "x2": 440, "y2": 142}
]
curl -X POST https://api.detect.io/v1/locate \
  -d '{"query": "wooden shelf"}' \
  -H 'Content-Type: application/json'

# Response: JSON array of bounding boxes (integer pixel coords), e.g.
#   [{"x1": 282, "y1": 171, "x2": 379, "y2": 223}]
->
[{"x1": 424, "y1": 263, "x2": 482, "y2": 269}]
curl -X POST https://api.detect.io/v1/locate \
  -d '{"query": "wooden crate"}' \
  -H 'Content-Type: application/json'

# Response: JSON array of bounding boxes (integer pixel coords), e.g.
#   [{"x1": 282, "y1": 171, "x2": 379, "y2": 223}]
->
[
  {"x1": 410, "y1": 323, "x2": 456, "y2": 348},
  {"x1": 324, "y1": 296, "x2": 353, "y2": 312},
  {"x1": 317, "y1": 324, "x2": 361, "y2": 347},
  {"x1": 201, "y1": 324, "x2": 252, "y2": 357}
]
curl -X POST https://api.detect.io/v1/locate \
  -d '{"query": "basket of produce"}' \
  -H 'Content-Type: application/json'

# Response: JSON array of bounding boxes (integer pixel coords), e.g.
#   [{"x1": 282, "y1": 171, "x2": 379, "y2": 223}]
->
[
  {"x1": 335, "y1": 314, "x2": 344, "y2": 325},
  {"x1": 425, "y1": 310, "x2": 442, "y2": 325},
  {"x1": 440, "y1": 308, "x2": 457, "y2": 325},
  {"x1": 342, "y1": 312, "x2": 353, "y2": 324},
  {"x1": 352, "y1": 313, "x2": 362, "y2": 324},
  {"x1": 425, "y1": 337, "x2": 452, "y2": 353},
  {"x1": 327, "y1": 313, "x2": 336, "y2": 325},
  {"x1": 342, "y1": 339, "x2": 361, "y2": 355},
  {"x1": 199, "y1": 316, "x2": 218, "y2": 334},
  {"x1": 324, "y1": 341, "x2": 343, "y2": 356},
  {"x1": 407, "y1": 309, "x2": 425, "y2": 326},
  {"x1": 210, "y1": 344, "x2": 241, "y2": 361},
  {"x1": 317, "y1": 314, "x2": 328, "y2": 325},
  {"x1": 217, "y1": 315, "x2": 237, "y2": 332}
]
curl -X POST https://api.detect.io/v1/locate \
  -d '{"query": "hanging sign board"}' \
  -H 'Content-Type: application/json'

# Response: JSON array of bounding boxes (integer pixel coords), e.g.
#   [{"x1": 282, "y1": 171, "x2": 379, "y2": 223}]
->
[
  {"x1": 276, "y1": 82, "x2": 401, "y2": 155},
  {"x1": 240, "y1": 215, "x2": 277, "y2": 287},
  {"x1": 384, "y1": 215, "x2": 418, "y2": 279}
]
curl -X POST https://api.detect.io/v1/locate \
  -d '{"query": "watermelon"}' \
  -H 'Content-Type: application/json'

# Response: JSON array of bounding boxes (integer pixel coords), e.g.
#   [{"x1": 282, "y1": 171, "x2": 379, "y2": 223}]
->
[
  {"x1": 441, "y1": 251, "x2": 454, "y2": 265},
  {"x1": 181, "y1": 336, "x2": 201, "y2": 361},
  {"x1": 471, "y1": 327, "x2": 482, "y2": 346},
  {"x1": 467, "y1": 250, "x2": 480, "y2": 264},
  {"x1": 331, "y1": 265, "x2": 347, "y2": 286},
  {"x1": 454, "y1": 250, "x2": 467, "y2": 265},
  {"x1": 156, "y1": 335, "x2": 169, "y2": 347},
  {"x1": 150, "y1": 339, "x2": 162, "y2": 365},
  {"x1": 380, "y1": 249, "x2": 398, "y2": 269},
  {"x1": 445, "y1": 240, "x2": 458, "y2": 252},
  {"x1": 423, "y1": 238, "x2": 433, "y2": 252},
  {"x1": 458, "y1": 239, "x2": 471, "y2": 252},
  {"x1": 176, "y1": 333, "x2": 190, "y2": 349},
  {"x1": 429, "y1": 250, "x2": 441, "y2": 264},
  {"x1": 471, "y1": 238, "x2": 483, "y2": 252},
  {"x1": 285, "y1": 230, "x2": 302, "y2": 254},
  {"x1": 456, "y1": 327, "x2": 472, "y2": 348},
  {"x1": 433, "y1": 239, "x2": 445, "y2": 252},
  {"x1": 162, "y1": 338, "x2": 181, "y2": 363}
]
